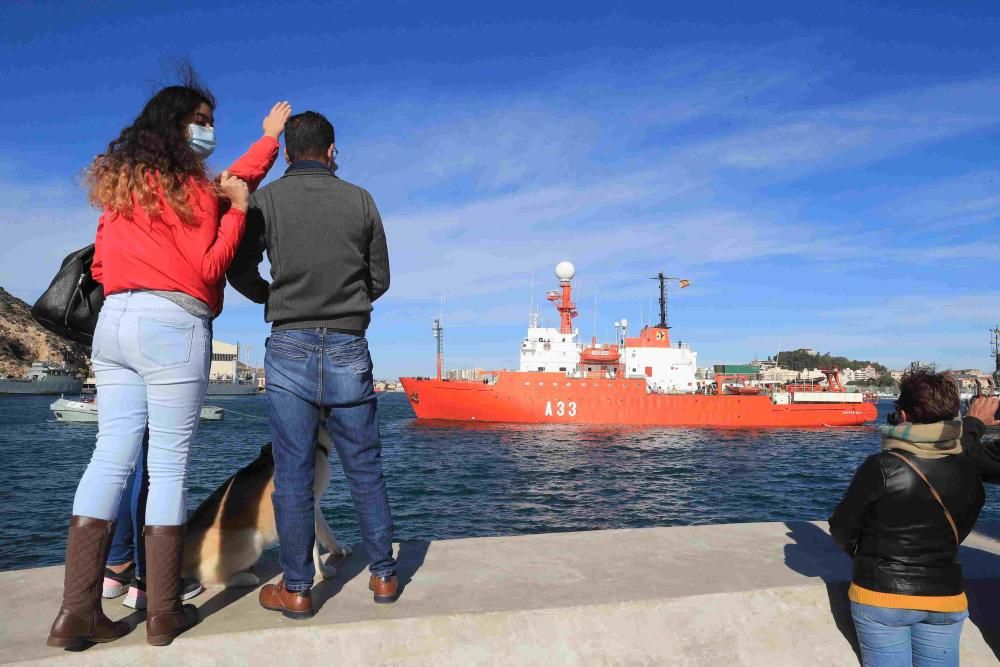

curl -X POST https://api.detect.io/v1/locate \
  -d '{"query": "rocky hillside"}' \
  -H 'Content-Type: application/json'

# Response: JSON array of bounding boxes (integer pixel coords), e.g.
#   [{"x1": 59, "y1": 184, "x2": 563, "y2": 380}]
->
[{"x1": 0, "y1": 287, "x2": 91, "y2": 379}]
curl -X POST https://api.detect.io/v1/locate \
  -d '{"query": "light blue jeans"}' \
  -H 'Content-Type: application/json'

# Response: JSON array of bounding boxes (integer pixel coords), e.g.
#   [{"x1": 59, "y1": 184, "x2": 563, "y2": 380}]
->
[
  {"x1": 72, "y1": 292, "x2": 211, "y2": 526},
  {"x1": 851, "y1": 601, "x2": 968, "y2": 667}
]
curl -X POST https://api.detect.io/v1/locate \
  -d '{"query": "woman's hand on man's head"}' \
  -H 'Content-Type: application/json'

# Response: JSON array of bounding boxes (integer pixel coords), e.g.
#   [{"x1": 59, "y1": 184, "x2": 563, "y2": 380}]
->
[{"x1": 263, "y1": 101, "x2": 293, "y2": 139}]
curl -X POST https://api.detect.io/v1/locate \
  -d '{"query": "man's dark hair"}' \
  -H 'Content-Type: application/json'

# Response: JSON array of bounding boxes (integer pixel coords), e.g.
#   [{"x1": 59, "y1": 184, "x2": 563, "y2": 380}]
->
[
  {"x1": 896, "y1": 366, "x2": 960, "y2": 424},
  {"x1": 285, "y1": 111, "x2": 335, "y2": 162}
]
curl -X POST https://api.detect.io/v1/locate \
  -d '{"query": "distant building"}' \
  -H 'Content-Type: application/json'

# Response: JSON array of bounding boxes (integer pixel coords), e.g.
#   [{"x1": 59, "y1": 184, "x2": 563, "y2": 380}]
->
[
  {"x1": 949, "y1": 370, "x2": 994, "y2": 395},
  {"x1": 759, "y1": 367, "x2": 825, "y2": 384},
  {"x1": 853, "y1": 365, "x2": 880, "y2": 382},
  {"x1": 446, "y1": 368, "x2": 486, "y2": 381},
  {"x1": 755, "y1": 358, "x2": 779, "y2": 371},
  {"x1": 210, "y1": 340, "x2": 255, "y2": 382},
  {"x1": 889, "y1": 370, "x2": 905, "y2": 382}
]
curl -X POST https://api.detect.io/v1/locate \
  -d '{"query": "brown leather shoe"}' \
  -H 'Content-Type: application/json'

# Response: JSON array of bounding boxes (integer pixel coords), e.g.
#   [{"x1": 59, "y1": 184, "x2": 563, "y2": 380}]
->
[
  {"x1": 259, "y1": 580, "x2": 314, "y2": 619},
  {"x1": 369, "y1": 574, "x2": 399, "y2": 604},
  {"x1": 145, "y1": 525, "x2": 199, "y2": 646},
  {"x1": 47, "y1": 516, "x2": 131, "y2": 648}
]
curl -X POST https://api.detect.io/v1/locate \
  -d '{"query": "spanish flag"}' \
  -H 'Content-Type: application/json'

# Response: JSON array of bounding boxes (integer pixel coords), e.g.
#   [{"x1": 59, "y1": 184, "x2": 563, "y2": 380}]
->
[{"x1": 679, "y1": 279, "x2": 691, "y2": 289}]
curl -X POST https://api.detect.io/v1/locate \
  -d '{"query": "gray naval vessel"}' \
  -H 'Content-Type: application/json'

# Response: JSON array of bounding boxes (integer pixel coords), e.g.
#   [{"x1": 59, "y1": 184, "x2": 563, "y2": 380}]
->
[{"x1": 0, "y1": 362, "x2": 82, "y2": 395}]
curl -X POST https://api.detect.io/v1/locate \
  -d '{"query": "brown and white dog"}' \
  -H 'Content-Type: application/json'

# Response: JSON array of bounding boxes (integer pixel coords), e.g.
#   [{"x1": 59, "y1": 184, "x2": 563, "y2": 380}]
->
[{"x1": 182, "y1": 424, "x2": 350, "y2": 588}]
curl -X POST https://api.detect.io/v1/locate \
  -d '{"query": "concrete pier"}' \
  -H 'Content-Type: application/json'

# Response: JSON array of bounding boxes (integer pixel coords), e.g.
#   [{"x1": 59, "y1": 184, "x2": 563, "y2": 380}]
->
[{"x1": 2, "y1": 522, "x2": 999, "y2": 666}]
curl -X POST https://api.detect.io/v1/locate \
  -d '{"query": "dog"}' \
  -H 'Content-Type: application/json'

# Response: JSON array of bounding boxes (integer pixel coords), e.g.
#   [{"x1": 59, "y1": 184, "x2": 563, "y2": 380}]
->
[{"x1": 182, "y1": 424, "x2": 351, "y2": 588}]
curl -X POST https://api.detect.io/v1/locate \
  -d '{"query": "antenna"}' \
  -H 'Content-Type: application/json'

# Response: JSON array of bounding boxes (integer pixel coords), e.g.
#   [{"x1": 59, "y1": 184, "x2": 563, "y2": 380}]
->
[{"x1": 433, "y1": 319, "x2": 444, "y2": 380}]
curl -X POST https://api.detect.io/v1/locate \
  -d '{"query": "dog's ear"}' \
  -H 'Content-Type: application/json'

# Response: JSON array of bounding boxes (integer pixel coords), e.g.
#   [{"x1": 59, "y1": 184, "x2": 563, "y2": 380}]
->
[{"x1": 261, "y1": 442, "x2": 273, "y2": 458}]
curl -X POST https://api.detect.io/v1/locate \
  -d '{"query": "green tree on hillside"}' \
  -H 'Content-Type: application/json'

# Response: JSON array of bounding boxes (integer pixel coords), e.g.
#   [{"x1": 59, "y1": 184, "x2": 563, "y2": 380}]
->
[{"x1": 775, "y1": 349, "x2": 888, "y2": 374}]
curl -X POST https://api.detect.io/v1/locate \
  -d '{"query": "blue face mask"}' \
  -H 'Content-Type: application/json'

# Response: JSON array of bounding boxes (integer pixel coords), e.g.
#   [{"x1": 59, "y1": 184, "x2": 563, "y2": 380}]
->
[{"x1": 187, "y1": 124, "x2": 216, "y2": 158}]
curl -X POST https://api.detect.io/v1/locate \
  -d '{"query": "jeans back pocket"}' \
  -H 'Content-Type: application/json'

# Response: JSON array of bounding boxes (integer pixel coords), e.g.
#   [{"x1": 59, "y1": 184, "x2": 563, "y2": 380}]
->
[
  {"x1": 328, "y1": 339, "x2": 371, "y2": 375},
  {"x1": 268, "y1": 335, "x2": 310, "y2": 360},
  {"x1": 138, "y1": 317, "x2": 194, "y2": 368}
]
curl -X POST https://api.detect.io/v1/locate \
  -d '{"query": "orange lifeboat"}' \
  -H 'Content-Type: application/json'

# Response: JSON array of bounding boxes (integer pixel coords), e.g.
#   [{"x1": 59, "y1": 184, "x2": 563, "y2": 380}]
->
[
  {"x1": 580, "y1": 344, "x2": 620, "y2": 365},
  {"x1": 727, "y1": 385, "x2": 762, "y2": 396}
]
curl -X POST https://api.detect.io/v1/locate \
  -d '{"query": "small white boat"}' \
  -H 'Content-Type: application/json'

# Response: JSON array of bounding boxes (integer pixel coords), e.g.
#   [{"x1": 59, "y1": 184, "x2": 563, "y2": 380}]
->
[
  {"x1": 51, "y1": 397, "x2": 224, "y2": 423},
  {"x1": 200, "y1": 405, "x2": 224, "y2": 421},
  {"x1": 50, "y1": 397, "x2": 100, "y2": 423}
]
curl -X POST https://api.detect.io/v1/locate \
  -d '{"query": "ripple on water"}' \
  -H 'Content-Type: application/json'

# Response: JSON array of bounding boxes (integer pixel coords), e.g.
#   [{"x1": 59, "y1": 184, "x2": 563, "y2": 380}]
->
[{"x1": 2, "y1": 394, "x2": 999, "y2": 570}]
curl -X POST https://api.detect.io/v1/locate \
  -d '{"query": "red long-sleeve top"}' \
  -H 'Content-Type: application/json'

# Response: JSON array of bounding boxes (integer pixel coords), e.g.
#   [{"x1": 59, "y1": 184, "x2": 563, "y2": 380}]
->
[{"x1": 91, "y1": 135, "x2": 279, "y2": 315}]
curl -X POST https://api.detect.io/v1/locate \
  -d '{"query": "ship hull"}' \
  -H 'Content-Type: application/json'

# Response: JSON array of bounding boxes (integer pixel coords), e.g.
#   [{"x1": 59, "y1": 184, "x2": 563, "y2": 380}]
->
[
  {"x1": 0, "y1": 378, "x2": 82, "y2": 395},
  {"x1": 400, "y1": 373, "x2": 878, "y2": 427},
  {"x1": 204, "y1": 383, "x2": 259, "y2": 396}
]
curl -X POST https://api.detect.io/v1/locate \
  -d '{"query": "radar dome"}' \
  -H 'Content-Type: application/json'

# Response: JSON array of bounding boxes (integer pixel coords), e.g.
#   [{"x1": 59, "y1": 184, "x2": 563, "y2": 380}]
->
[
  {"x1": 555, "y1": 261, "x2": 576, "y2": 281},
  {"x1": 620, "y1": 318, "x2": 629, "y2": 329}
]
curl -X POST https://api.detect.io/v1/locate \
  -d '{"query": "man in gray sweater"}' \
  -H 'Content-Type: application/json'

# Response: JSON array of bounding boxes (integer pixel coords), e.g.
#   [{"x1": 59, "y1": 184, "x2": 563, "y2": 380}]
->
[{"x1": 228, "y1": 111, "x2": 397, "y2": 618}]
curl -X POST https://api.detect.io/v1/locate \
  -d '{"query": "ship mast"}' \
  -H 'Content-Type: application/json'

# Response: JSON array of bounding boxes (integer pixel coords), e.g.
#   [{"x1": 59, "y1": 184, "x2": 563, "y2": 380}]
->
[
  {"x1": 433, "y1": 319, "x2": 444, "y2": 381},
  {"x1": 648, "y1": 272, "x2": 691, "y2": 332},
  {"x1": 546, "y1": 261, "x2": 578, "y2": 334},
  {"x1": 651, "y1": 272, "x2": 669, "y2": 329},
  {"x1": 991, "y1": 325, "x2": 1000, "y2": 390}
]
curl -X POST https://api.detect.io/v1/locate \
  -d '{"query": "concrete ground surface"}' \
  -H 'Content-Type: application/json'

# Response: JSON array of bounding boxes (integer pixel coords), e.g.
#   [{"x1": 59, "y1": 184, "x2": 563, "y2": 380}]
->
[{"x1": 2, "y1": 521, "x2": 999, "y2": 666}]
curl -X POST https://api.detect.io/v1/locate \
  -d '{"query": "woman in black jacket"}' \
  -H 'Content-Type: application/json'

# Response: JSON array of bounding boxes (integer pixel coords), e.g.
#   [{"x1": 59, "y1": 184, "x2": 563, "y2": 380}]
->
[{"x1": 830, "y1": 368, "x2": 985, "y2": 667}]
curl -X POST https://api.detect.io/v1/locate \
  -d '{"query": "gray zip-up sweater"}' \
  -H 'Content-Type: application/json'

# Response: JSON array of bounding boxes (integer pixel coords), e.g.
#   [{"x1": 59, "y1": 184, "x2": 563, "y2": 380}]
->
[{"x1": 226, "y1": 162, "x2": 389, "y2": 333}]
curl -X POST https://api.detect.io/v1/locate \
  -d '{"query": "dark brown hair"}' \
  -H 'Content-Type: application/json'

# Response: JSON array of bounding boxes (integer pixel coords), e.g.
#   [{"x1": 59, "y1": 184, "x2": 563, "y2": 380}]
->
[
  {"x1": 896, "y1": 366, "x2": 960, "y2": 424},
  {"x1": 285, "y1": 111, "x2": 335, "y2": 162},
  {"x1": 85, "y1": 63, "x2": 215, "y2": 225}
]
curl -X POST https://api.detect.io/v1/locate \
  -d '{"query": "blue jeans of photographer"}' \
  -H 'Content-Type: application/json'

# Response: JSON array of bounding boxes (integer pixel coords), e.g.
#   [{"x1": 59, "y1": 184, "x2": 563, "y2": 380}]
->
[{"x1": 851, "y1": 601, "x2": 967, "y2": 667}]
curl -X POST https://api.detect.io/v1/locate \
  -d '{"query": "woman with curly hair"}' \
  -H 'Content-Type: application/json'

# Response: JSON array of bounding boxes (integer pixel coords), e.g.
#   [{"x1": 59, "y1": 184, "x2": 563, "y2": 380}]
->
[{"x1": 47, "y1": 69, "x2": 291, "y2": 649}]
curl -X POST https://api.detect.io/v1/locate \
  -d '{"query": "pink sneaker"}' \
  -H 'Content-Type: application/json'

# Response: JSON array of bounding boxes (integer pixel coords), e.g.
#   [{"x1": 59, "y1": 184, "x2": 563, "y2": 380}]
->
[
  {"x1": 122, "y1": 578, "x2": 146, "y2": 610},
  {"x1": 102, "y1": 564, "x2": 134, "y2": 599},
  {"x1": 122, "y1": 577, "x2": 201, "y2": 609}
]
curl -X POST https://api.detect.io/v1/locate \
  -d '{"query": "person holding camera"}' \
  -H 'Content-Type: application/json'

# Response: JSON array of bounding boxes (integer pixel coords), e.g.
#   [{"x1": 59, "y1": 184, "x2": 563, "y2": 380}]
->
[{"x1": 829, "y1": 368, "x2": 987, "y2": 666}]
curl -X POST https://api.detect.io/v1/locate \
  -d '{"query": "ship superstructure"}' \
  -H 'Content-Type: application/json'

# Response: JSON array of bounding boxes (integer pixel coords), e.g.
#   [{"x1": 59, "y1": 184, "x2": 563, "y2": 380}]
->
[
  {"x1": 401, "y1": 263, "x2": 877, "y2": 427},
  {"x1": 0, "y1": 362, "x2": 82, "y2": 396}
]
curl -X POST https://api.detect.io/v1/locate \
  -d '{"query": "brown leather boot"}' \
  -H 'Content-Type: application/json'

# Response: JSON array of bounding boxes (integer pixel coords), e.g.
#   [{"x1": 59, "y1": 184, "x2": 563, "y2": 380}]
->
[
  {"x1": 145, "y1": 525, "x2": 199, "y2": 646},
  {"x1": 47, "y1": 516, "x2": 131, "y2": 648},
  {"x1": 369, "y1": 574, "x2": 399, "y2": 604},
  {"x1": 259, "y1": 580, "x2": 314, "y2": 619}
]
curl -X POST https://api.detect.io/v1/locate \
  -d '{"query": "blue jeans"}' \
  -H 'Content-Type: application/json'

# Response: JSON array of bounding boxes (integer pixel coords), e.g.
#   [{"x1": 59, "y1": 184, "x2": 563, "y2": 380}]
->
[
  {"x1": 106, "y1": 436, "x2": 148, "y2": 579},
  {"x1": 265, "y1": 329, "x2": 396, "y2": 592},
  {"x1": 851, "y1": 601, "x2": 968, "y2": 667},
  {"x1": 73, "y1": 292, "x2": 211, "y2": 525}
]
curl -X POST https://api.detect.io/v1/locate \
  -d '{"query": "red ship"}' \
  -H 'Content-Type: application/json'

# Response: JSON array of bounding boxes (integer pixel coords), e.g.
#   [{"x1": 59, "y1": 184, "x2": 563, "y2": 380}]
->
[{"x1": 400, "y1": 263, "x2": 878, "y2": 427}]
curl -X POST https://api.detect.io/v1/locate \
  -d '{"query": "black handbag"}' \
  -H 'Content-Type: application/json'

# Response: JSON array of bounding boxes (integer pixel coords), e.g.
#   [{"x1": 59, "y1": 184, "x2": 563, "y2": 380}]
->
[{"x1": 31, "y1": 244, "x2": 104, "y2": 345}]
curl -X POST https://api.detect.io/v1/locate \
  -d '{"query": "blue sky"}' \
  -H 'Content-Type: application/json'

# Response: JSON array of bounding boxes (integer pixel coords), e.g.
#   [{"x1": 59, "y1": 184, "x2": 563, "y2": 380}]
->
[{"x1": 2, "y1": 1, "x2": 999, "y2": 377}]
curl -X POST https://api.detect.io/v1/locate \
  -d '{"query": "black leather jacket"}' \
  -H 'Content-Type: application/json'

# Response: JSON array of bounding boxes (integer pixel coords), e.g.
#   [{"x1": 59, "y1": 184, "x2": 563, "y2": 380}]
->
[
  {"x1": 829, "y1": 419, "x2": 986, "y2": 597},
  {"x1": 961, "y1": 416, "x2": 1000, "y2": 483}
]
